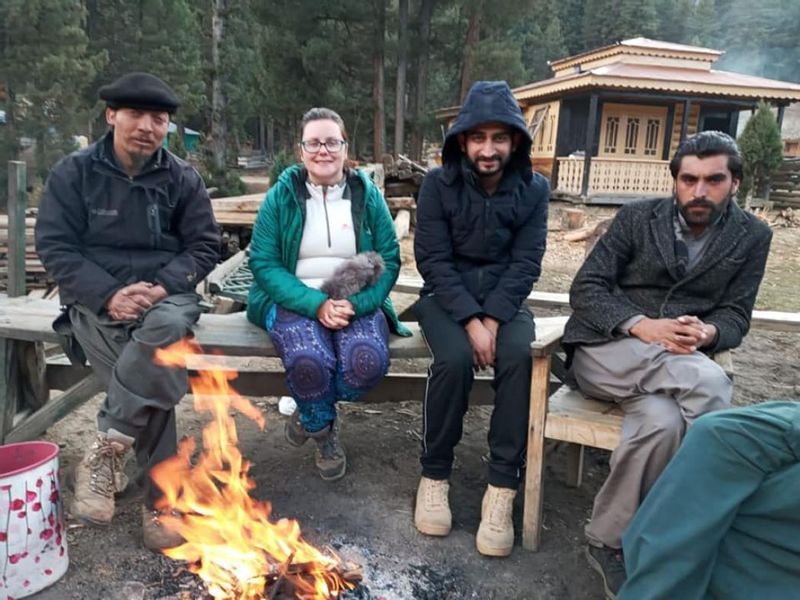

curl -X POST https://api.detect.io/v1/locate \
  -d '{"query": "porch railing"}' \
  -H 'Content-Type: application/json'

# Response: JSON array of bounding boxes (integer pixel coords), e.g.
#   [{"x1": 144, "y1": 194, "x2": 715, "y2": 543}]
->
[{"x1": 556, "y1": 157, "x2": 672, "y2": 196}]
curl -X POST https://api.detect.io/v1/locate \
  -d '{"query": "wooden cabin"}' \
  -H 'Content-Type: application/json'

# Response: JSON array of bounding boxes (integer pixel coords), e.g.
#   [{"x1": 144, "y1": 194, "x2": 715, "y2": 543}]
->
[{"x1": 437, "y1": 38, "x2": 800, "y2": 203}]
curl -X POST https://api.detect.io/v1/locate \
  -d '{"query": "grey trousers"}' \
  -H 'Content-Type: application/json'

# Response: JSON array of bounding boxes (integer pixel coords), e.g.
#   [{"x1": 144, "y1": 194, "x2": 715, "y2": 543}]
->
[
  {"x1": 572, "y1": 337, "x2": 732, "y2": 549},
  {"x1": 68, "y1": 293, "x2": 202, "y2": 506}
]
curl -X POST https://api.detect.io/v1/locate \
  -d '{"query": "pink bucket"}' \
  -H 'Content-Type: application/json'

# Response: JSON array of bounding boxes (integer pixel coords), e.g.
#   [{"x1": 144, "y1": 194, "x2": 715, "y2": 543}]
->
[{"x1": 0, "y1": 441, "x2": 68, "y2": 599}]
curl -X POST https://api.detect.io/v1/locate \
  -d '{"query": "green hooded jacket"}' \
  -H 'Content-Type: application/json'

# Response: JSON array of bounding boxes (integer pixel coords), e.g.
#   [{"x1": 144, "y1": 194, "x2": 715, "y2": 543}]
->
[{"x1": 246, "y1": 164, "x2": 410, "y2": 336}]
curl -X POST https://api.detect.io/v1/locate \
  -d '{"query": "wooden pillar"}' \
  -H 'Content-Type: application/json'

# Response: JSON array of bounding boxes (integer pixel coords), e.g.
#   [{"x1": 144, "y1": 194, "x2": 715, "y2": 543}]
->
[
  {"x1": 580, "y1": 94, "x2": 599, "y2": 198},
  {"x1": 679, "y1": 99, "x2": 692, "y2": 144},
  {"x1": 777, "y1": 105, "x2": 786, "y2": 133},
  {"x1": 8, "y1": 161, "x2": 27, "y2": 297}
]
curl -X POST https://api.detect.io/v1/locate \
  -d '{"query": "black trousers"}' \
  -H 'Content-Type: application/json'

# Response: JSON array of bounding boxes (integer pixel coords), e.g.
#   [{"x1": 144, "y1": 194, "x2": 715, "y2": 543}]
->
[{"x1": 414, "y1": 294, "x2": 535, "y2": 489}]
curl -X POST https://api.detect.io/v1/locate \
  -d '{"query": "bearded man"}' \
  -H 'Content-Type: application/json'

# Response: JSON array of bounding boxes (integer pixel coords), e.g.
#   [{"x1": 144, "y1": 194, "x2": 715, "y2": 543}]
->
[
  {"x1": 562, "y1": 131, "x2": 772, "y2": 599},
  {"x1": 411, "y1": 81, "x2": 550, "y2": 557}
]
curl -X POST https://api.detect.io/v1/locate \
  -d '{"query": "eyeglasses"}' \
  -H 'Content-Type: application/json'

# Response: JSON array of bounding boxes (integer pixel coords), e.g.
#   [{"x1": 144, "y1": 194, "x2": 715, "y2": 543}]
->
[{"x1": 300, "y1": 139, "x2": 346, "y2": 153}]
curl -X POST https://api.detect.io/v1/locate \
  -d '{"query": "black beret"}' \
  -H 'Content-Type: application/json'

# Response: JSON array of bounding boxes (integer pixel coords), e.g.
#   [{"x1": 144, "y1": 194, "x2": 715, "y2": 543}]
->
[{"x1": 98, "y1": 72, "x2": 180, "y2": 114}]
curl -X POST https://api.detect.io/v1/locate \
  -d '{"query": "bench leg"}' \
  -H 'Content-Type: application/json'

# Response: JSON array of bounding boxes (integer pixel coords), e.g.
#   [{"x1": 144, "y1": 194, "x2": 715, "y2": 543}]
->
[
  {"x1": 0, "y1": 338, "x2": 21, "y2": 443},
  {"x1": 565, "y1": 443, "x2": 585, "y2": 488},
  {"x1": 523, "y1": 352, "x2": 552, "y2": 551}
]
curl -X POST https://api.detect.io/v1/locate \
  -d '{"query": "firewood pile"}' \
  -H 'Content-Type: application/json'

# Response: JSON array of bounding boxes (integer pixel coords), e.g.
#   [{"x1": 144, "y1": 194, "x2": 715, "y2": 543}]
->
[
  {"x1": 0, "y1": 210, "x2": 54, "y2": 293},
  {"x1": 380, "y1": 154, "x2": 427, "y2": 240}
]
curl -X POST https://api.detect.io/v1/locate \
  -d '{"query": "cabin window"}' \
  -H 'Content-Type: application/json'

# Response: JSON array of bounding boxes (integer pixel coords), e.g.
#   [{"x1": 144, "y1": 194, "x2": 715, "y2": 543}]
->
[{"x1": 599, "y1": 103, "x2": 667, "y2": 158}]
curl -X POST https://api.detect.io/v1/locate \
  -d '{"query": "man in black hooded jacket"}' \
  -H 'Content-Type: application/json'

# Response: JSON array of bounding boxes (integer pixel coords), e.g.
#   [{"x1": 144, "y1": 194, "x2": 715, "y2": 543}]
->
[{"x1": 412, "y1": 81, "x2": 549, "y2": 557}]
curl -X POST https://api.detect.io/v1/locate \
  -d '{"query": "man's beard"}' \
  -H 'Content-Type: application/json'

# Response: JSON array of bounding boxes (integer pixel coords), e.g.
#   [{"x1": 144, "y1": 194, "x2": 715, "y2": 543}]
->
[
  {"x1": 469, "y1": 154, "x2": 510, "y2": 178},
  {"x1": 678, "y1": 193, "x2": 732, "y2": 225}
]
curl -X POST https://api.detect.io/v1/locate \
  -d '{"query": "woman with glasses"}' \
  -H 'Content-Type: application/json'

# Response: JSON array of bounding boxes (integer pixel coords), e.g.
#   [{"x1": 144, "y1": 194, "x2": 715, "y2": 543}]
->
[{"x1": 247, "y1": 107, "x2": 410, "y2": 481}]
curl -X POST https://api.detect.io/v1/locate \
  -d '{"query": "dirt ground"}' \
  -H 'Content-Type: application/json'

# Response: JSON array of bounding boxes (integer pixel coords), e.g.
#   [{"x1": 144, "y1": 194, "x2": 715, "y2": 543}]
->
[{"x1": 27, "y1": 202, "x2": 800, "y2": 600}]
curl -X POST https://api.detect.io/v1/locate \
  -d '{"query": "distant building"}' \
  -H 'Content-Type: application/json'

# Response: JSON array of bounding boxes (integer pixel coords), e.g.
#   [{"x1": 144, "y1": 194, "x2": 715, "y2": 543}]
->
[
  {"x1": 437, "y1": 38, "x2": 800, "y2": 202},
  {"x1": 166, "y1": 122, "x2": 201, "y2": 153}
]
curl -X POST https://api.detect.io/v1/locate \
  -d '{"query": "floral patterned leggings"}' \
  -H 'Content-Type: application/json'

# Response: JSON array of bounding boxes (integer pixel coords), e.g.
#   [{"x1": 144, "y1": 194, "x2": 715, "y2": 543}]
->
[{"x1": 267, "y1": 306, "x2": 390, "y2": 432}]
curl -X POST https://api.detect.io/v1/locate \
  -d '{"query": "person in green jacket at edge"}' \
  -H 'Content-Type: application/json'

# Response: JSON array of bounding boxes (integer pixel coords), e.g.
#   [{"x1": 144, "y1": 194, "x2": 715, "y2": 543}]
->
[
  {"x1": 620, "y1": 400, "x2": 800, "y2": 600},
  {"x1": 247, "y1": 107, "x2": 410, "y2": 482}
]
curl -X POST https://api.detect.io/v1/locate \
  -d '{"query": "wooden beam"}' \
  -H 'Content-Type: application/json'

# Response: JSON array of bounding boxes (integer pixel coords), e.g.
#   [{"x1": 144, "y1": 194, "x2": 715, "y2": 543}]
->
[
  {"x1": 679, "y1": 99, "x2": 692, "y2": 144},
  {"x1": 777, "y1": 105, "x2": 786, "y2": 133},
  {"x1": 5, "y1": 374, "x2": 103, "y2": 443},
  {"x1": 7, "y1": 161, "x2": 27, "y2": 298},
  {"x1": 581, "y1": 94, "x2": 599, "y2": 197},
  {"x1": 0, "y1": 339, "x2": 18, "y2": 441}
]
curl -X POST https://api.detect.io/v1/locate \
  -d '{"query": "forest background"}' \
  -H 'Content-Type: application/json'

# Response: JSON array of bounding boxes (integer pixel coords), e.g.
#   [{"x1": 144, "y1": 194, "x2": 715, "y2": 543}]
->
[{"x1": 1, "y1": 0, "x2": 799, "y2": 197}]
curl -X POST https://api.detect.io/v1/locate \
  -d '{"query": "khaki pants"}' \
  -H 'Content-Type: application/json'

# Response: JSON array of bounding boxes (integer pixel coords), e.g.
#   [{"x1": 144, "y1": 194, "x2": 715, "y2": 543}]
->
[
  {"x1": 68, "y1": 293, "x2": 201, "y2": 506},
  {"x1": 572, "y1": 337, "x2": 732, "y2": 548}
]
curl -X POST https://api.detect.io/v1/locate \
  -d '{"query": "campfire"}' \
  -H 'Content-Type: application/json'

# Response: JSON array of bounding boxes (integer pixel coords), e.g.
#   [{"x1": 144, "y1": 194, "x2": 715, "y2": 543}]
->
[{"x1": 150, "y1": 339, "x2": 361, "y2": 599}]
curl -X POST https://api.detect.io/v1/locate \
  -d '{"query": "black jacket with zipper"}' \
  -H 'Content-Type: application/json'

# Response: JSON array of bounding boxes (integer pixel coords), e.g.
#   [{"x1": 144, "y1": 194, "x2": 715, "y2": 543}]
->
[
  {"x1": 35, "y1": 132, "x2": 220, "y2": 314},
  {"x1": 414, "y1": 81, "x2": 550, "y2": 324}
]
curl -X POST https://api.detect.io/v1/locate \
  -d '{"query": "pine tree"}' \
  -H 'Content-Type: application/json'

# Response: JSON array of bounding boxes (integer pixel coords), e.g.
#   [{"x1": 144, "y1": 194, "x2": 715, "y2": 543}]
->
[
  {"x1": 0, "y1": 0, "x2": 103, "y2": 199},
  {"x1": 737, "y1": 102, "x2": 784, "y2": 207}
]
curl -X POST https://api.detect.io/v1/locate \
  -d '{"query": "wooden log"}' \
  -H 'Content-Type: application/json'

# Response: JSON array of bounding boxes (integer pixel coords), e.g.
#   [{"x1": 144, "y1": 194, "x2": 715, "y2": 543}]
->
[
  {"x1": 384, "y1": 181, "x2": 419, "y2": 197},
  {"x1": 207, "y1": 250, "x2": 247, "y2": 293},
  {"x1": 386, "y1": 196, "x2": 416, "y2": 211},
  {"x1": 394, "y1": 209, "x2": 411, "y2": 240},
  {"x1": 563, "y1": 226, "x2": 594, "y2": 242},
  {"x1": 560, "y1": 208, "x2": 586, "y2": 230},
  {"x1": 0, "y1": 215, "x2": 36, "y2": 228}
]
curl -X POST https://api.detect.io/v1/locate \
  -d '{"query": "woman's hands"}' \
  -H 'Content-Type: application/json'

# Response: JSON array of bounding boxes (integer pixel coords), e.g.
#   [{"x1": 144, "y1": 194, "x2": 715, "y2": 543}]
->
[{"x1": 316, "y1": 298, "x2": 355, "y2": 329}]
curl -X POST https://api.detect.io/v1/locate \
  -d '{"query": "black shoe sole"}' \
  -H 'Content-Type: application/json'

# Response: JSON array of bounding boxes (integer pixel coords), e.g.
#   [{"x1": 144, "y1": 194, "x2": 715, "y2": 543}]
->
[{"x1": 585, "y1": 546, "x2": 618, "y2": 600}]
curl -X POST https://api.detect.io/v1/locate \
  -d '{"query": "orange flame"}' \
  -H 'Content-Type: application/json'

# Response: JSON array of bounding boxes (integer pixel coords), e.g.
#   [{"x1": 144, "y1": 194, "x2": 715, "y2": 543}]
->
[{"x1": 150, "y1": 338, "x2": 354, "y2": 599}]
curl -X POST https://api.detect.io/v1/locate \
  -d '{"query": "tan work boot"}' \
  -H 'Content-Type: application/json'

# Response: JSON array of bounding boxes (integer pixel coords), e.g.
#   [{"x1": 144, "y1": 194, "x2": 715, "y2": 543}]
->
[
  {"x1": 70, "y1": 432, "x2": 132, "y2": 526},
  {"x1": 312, "y1": 419, "x2": 347, "y2": 481},
  {"x1": 476, "y1": 484, "x2": 517, "y2": 557},
  {"x1": 142, "y1": 505, "x2": 184, "y2": 552},
  {"x1": 414, "y1": 477, "x2": 452, "y2": 536}
]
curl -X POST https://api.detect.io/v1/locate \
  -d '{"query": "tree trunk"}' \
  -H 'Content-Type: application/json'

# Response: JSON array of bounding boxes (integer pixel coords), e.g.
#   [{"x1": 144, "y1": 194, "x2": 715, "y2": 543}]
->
[
  {"x1": 409, "y1": 0, "x2": 434, "y2": 162},
  {"x1": 394, "y1": 0, "x2": 409, "y2": 156},
  {"x1": 267, "y1": 118, "x2": 275, "y2": 158},
  {"x1": 459, "y1": 0, "x2": 483, "y2": 102},
  {"x1": 372, "y1": 0, "x2": 386, "y2": 161},
  {"x1": 210, "y1": 0, "x2": 228, "y2": 173}
]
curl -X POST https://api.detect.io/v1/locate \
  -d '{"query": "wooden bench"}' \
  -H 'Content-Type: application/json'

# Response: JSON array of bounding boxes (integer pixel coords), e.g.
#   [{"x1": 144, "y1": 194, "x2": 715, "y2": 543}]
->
[
  {"x1": 0, "y1": 292, "x2": 567, "y2": 551},
  {"x1": 524, "y1": 314, "x2": 800, "y2": 551}
]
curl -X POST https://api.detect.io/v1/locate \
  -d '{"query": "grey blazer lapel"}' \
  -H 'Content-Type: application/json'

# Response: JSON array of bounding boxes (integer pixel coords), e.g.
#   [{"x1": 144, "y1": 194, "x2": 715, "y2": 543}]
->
[
  {"x1": 649, "y1": 199, "x2": 682, "y2": 280},
  {"x1": 684, "y1": 202, "x2": 749, "y2": 280}
]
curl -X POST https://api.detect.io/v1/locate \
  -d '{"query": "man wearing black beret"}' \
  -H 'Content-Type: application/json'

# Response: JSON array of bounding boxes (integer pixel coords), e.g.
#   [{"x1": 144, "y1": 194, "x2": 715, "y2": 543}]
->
[{"x1": 35, "y1": 72, "x2": 220, "y2": 551}]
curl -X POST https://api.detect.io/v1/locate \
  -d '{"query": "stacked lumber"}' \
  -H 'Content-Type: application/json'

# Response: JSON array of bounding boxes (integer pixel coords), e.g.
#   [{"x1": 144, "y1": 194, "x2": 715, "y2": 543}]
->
[
  {"x1": 210, "y1": 193, "x2": 264, "y2": 226},
  {"x1": 0, "y1": 213, "x2": 51, "y2": 291},
  {"x1": 769, "y1": 157, "x2": 800, "y2": 209},
  {"x1": 382, "y1": 154, "x2": 427, "y2": 199}
]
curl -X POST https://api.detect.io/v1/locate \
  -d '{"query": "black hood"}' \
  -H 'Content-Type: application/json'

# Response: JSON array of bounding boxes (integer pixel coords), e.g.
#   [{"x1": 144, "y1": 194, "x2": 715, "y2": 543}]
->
[{"x1": 442, "y1": 81, "x2": 532, "y2": 180}]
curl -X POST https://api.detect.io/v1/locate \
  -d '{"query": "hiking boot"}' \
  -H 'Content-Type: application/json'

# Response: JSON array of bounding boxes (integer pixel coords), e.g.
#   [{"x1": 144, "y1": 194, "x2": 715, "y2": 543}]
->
[
  {"x1": 414, "y1": 477, "x2": 452, "y2": 536},
  {"x1": 585, "y1": 544, "x2": 627, "y2": 600},
  {"x1": 142, "y1": 505, "x2": 184, "y2": 552},
  {"x1": 70, "y1": 433, "x2": 131, "y2": 526},
  {"x1": 476, "y1": 484, "x2": 516, "y2": 557},
  {"x1": 312, "y1": 420, "x2": 346, "y2": 481},
  {"x1": 285, "y1": 408, "x2": 310, "y2": 447}
]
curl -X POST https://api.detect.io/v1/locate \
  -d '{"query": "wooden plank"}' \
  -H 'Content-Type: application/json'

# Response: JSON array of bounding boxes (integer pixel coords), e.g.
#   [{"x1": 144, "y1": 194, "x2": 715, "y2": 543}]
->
[
  {"x1": 522, "y1": 352, "x2": 552, "y2": 551},
  {"x1": 0, "y1": 339, "x2": 18, "y2": 441},
  {"x1": 393, "y1": 276, "x2": 572, "y2": 310},
  {"x1": 7, "y1": 161, "x2": 28, "y2": 297},
  {"x1": 5, "y1": 374, "x2": 103, "y2": 443},
  {"x1": 543, "y1": 387, "x2": 623, "y2": 451}
]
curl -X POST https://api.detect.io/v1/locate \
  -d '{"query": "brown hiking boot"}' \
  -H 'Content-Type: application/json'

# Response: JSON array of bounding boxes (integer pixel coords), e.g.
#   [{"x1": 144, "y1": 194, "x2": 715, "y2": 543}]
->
[
  {"x1": 312, "y1": 420, "x2": 346, "y2": 481},
  {"x1": 414, "y1": 476, "x2": 452, "y2": 536},
  {"x1": 285, "y1": 408, "x2": 310, "y2": 447},
  {"x1": 476, "y1": 484, "x2": 517, "y2": 557},
  {"x1": 70, "y1": 433, "x2": 131, "y2": 526},
  {"x1": 142, "y1": 505, "x2": 184, "y2": 552}
]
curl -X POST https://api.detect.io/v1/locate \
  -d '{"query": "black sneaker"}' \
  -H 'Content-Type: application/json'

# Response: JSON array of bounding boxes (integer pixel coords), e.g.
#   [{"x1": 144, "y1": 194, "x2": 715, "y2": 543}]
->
[{"x1": 585, "y1": 544, "x2": 626, "y2": 600}]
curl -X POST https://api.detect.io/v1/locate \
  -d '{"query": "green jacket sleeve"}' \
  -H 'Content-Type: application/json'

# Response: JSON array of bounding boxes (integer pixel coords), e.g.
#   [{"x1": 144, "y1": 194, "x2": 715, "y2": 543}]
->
[
  {"x1": 347, "y1": 184, "x2": 401, "y2": 316},
  {"x1": 248, "y1": 188, "x2": 327, "y2": 318}
]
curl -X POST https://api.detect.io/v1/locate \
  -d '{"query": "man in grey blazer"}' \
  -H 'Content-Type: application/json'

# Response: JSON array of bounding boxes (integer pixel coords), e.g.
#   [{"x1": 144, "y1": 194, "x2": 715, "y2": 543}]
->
[{"x1": 563, "y1": 131, "x2": 773, "y2": 599}]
